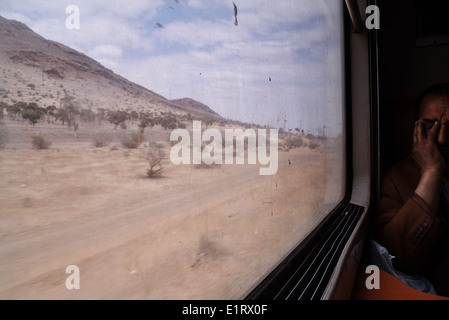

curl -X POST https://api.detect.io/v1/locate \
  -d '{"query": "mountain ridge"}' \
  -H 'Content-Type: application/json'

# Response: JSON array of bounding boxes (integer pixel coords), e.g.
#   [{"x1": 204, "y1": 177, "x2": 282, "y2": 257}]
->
[{"x1": 0, "y1": 15, "x2": 221, "y2": 121}]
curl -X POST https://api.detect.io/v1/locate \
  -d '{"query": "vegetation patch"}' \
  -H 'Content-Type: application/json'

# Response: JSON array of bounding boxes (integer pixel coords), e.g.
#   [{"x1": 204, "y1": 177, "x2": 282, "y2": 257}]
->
[{"x1": 31, "y1": 135, "x2": 51, "y2": 149}]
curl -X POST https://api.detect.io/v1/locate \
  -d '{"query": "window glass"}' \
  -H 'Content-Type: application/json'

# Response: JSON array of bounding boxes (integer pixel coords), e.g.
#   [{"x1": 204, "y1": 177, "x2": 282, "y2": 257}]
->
[{"x1": 0, "y1": 0, "x2": 345, "y2": 299}]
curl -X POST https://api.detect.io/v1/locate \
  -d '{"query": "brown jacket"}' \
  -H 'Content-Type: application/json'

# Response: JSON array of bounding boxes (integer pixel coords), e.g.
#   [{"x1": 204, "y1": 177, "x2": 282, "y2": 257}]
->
[{"x1": 376, "y1": 157, "x2": 449, "y2": 297}]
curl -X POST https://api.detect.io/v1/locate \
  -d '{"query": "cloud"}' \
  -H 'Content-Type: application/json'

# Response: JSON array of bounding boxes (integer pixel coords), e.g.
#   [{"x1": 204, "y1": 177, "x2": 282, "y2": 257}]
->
[
  {"x1": 154, "y1": 18, "x2": 250, "y2": 49},
  {"x1": 88, "y1": 44, "x2": 123, "y2": 69},
  {"x1": 0, "y1": 0, "x2": 345, "y2": 135},
  {"x1": 186, "y1": 0, "x2": 204, "y2": 9},
  {"x1": 111, "y1": 1, "x2": 344, "y2": 132},
  {"x1": 1, "y1": 0, "x2": 162, "y2": 55},
  {"x1": 0, "y1": 11, "x2": 33, "y2": 25},
  {"x1": 89, "y1": 45, "x2": 123, "y2": 58},
  {"x1": 1, "y1": 0, "x2": 163, "y2": 20}
]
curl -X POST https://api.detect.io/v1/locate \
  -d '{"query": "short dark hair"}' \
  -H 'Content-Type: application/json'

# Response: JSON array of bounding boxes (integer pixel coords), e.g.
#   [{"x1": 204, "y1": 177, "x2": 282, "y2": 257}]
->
[{"x1": 415, "y1": 82, "x2": 449, "y2": 121}]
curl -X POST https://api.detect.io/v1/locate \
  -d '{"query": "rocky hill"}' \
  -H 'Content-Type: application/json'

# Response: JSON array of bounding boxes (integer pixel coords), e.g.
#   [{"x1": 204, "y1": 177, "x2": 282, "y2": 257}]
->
[
  {"x1": 0, "y1": 15, "x2": 221, "y2": 121},
  {"x1": 170, "y1": 98, "x2": 221, "y2": 119}
]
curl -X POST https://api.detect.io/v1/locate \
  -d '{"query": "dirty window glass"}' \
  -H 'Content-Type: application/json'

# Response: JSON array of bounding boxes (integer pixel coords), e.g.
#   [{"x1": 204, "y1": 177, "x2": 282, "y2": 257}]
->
[{"x1": 0, "y1": 0, "x2": 345, "y2": 299}]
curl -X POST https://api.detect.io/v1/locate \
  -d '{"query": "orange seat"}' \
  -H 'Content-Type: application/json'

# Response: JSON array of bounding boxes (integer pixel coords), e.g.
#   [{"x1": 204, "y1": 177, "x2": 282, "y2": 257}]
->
[{"x1": 351, "y1": 265, "x2": 449, "y2": 300}]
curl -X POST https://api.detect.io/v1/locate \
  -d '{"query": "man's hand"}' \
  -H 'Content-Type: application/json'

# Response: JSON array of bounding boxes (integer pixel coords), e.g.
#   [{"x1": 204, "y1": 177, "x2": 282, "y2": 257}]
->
[
  {"x1": 412, "y1": 120, "x2": 445, "y2": 213},
  {"x1": 412, "y1": 120, "x2": 446, "y2": 175}
]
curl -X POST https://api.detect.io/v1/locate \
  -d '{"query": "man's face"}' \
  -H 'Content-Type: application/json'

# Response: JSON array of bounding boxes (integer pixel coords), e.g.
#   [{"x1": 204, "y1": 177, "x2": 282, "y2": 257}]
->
[{"x1": 420, "y1": 94, "x2": 449, "y2": 160}]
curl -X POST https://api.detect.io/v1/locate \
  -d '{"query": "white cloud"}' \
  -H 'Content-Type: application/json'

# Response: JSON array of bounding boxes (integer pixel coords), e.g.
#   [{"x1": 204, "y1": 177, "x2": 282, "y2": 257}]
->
[
  {"x1": 89, "y1": 45, "x2": 123, "y2": 58},
  {"x1": 1, "y1": 0, "x2": 162, "y2": 55},
  {"x1": 154, "y1": 18, "x2": 250, "y2": 49},
  {"x1": 88, "y1": 44, "x2": 123, "y2": 69},
  {"x1": 1, "y1": 0, "x2": 345, "y2": 135},
  {"x1": 235, "y1": 0, "x2": 338, "y2": 27},
  {"x1": 0, "y1": 11, "x2": 33, "y2": 25},
  {"x1": 186, "y1": 0, "x2": 204, "y2": 9},
  {"x1": 1, "y1": 0, "x2": 163, "y2": 20}
]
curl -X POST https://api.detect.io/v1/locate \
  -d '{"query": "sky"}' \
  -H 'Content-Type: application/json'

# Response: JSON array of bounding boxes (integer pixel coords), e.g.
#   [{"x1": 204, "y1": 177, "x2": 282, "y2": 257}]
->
[{"x1": 0, "y1": 0, "x2": 345, "y2": 136}]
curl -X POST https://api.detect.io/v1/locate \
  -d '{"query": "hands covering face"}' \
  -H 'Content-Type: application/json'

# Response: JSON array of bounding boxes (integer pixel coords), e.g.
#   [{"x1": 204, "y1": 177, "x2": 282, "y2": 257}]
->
[{"x1": 412, "y1": 115, "x2": 449, "y2": 175}]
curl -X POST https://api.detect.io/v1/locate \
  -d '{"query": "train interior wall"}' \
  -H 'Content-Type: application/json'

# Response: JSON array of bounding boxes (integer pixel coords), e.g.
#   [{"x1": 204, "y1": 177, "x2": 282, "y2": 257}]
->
[{"x1": 378, "y1": 0, "x2": 449, "y2": 180}]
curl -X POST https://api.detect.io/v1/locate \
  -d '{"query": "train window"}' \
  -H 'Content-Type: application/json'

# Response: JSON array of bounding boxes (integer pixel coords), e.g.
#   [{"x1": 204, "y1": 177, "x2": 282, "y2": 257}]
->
[{"x1": 0, "y1": 0, "x2": 346, "y2": 299}]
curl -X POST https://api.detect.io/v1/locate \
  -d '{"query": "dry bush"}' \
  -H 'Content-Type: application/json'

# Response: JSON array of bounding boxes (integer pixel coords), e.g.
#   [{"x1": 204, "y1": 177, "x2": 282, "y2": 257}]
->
[
  {"x1": 193, "y1": 162, "x2": 221, "y2": 169},
  {"x1": 193, "y1": 155, "x2": 221, "y2": 169},
  {"x1": 285, "y1": 135, "x2": 305, "y2": 149},
  {"x1": 121, "y1": 132, "x2": 144, "y2": 149},
  {"x1": 31, "y1": 135, "x2": 51, "y2": 150},
  {"x1": 0, "y1": 123, "x2": 8, "y2": 149},
  {"x1": 92, "y1": 134, "x2": 111, "y2": 148},
  {"x1": 109, "y1": 144, "x2": 120, "y2": 151},
  {"x1": 145, "y1": 143, "x2": 166, "y2": 178}
]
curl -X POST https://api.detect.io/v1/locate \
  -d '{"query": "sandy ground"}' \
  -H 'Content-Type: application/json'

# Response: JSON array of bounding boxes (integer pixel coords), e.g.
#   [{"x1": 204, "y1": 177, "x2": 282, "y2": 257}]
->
[{"x1": 0, "y1": 126, "x2": 343, "y2": 299}]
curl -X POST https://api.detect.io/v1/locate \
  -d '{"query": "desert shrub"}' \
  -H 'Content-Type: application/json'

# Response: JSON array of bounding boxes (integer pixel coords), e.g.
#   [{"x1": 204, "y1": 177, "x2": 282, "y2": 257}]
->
[
  {"x1": 306, "y1": 133, "x2": 316, "y2": 140},
  {"x1": 308, "y1": 142, "x2": 320, "y2": 150},
  {"x1": 145, "y1": 143, "x2": 166, "y2": 178},
  {"x1": 31, "y1": 135, "x2": 51, "y2": 150},
  {"x1": 0, "y1": 122, "x2": 9, "y2": 149},
  {"x1": 93, "y1": 139, "x2": 109, "y2": 148},
  {"x1": 285, "y1": 135, "x2": 305, "y2": 149},
  {"x1": 92, "y1": 135, "x2": 111, "y2": 148},
  {"x1": 193, "y1": 162, "x2": 221, "y2": 169},
  {"x1": 121, "y1": 132, "x2": 144, "y2": 149},
  {"x1": 177, "y1": 122, "x2": 187, "y2": 129},
  {"x1": 109, "y1": 144, "x2": 120, "y2": 151},
  {"x1": 0, "y1": 123, "x2": 8, "y2": 149}
]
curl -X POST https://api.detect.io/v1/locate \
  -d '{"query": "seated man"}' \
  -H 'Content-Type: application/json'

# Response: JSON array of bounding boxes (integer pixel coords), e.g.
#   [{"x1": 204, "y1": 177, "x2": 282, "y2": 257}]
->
[{"x1": 376, "y1": 82, "x2": 449, "y2": 297}]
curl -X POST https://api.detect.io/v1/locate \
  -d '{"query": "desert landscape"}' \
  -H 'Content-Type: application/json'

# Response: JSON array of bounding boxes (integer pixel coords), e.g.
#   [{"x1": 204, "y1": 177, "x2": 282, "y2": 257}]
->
[
  {"x1": 0, "y1": 125, "x2": 343, "y2": 299},
  {"x1": 0, "y1": 14, "x2": 344, "y2": 299}
]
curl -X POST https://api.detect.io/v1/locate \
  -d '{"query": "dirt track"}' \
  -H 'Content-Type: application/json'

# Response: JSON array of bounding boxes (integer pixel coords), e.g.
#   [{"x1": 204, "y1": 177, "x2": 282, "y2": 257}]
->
[{"x1": 0, "y1": 128, "x2": 342, "y2": 299}]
